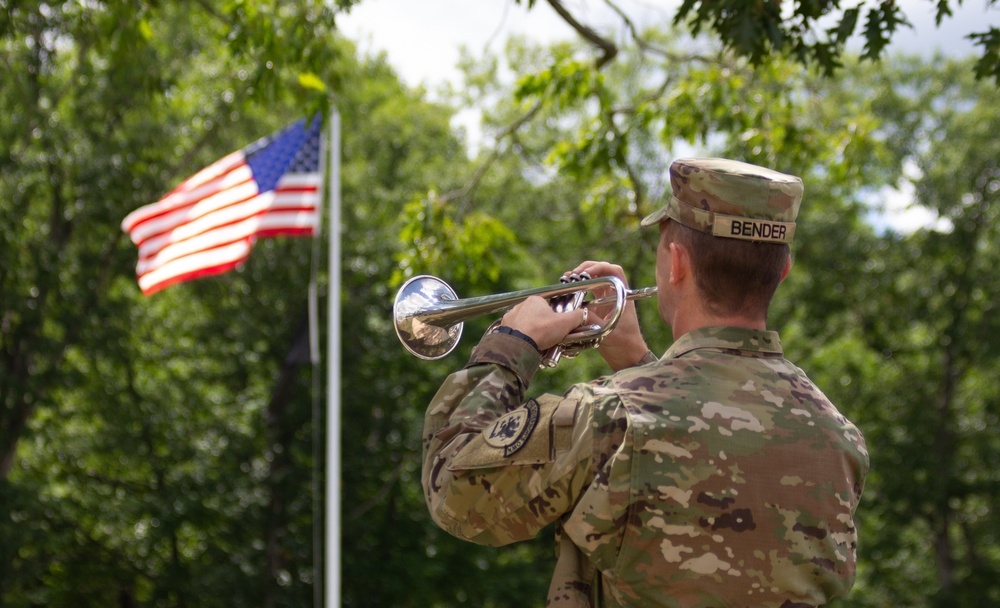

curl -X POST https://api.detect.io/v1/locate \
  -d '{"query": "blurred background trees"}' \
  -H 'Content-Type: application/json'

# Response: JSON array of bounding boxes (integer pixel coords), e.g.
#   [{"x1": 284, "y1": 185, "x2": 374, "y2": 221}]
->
[{"x1": 1, "y1": 1, "x2": 997, "y2": 606}]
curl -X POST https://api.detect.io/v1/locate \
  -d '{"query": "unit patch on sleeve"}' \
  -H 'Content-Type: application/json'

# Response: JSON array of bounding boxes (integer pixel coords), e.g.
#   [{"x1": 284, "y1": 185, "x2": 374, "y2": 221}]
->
[{"x1": 483, "y1": 399, "x2": 540, "y2": 457}]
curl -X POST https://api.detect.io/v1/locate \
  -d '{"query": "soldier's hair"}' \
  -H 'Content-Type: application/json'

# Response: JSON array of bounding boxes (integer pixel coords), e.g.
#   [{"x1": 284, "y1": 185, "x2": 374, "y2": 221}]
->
[{"x1": 664, "y1": 220, "x2": 789, "y2": 318}]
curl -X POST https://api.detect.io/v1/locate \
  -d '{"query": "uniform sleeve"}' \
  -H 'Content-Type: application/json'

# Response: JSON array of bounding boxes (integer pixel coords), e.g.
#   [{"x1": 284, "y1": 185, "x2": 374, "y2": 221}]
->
[{"x1": 421, "y1": 332, "x2": 595, "y2": 546}]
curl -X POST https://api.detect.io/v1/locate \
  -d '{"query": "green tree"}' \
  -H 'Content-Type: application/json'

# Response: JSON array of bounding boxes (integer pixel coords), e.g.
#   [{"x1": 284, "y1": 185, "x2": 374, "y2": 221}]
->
[
  {"x1": 2, "y1": 1, "x2": 342, "y2": 605},
  {"x1": 737, "y1": 57, "x2": 1000, "y2": 607},
  {"x1": 0, "y1": 1, "x2": 556, "y2": 605},
  {"x1": 836, "y1": 59, "x2": 1000, "y2": 607}
]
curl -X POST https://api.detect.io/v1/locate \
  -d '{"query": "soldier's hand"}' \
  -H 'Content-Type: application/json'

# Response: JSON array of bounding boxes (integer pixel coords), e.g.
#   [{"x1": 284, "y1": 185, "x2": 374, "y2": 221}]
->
[
  {"x1": 567, "y1": 261, "x2": 650, "y2": 371},
  {"x1": 500, "y1": 296, "x2": 587, "y2": 352}
]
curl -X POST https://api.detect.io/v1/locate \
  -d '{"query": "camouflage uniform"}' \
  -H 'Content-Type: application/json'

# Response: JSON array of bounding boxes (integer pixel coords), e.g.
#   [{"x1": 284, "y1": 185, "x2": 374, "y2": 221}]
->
[{"x1": 420, "y1": 158, "x2": 869, "y2": 607}]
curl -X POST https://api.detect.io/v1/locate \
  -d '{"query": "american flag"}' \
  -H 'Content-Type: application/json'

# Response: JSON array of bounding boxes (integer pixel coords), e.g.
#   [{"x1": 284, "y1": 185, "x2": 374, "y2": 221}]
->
[{"x1": 122, "y1": 116, "x2": 323, "y2": 296}]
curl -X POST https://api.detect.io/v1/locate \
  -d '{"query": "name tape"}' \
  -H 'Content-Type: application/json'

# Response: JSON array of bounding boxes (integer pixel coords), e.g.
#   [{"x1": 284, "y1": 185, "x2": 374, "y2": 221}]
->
[{"x1": 713, "y1": 215, "x2": 795, "y2": 244}]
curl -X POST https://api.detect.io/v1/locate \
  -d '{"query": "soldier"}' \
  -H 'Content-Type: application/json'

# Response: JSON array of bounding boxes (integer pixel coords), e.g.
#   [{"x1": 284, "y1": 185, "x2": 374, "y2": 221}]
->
[{"x1": 421, "y1": 158, "x2": 869, "y2": 607}]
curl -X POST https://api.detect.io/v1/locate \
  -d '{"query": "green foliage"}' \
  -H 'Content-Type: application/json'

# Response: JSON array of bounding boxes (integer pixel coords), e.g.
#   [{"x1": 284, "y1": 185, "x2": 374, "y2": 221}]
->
[
  {"x1": 675, "y1": 0, "x2": 785, "y2": 65},
  {"x1": 394, "y1": 196, "x2": 521, "y2": 286},
  {"x1": 782, "y1": 60, "x2": 1000, "y2": 607},
  {"x1": 968, "y1": 27, "x2": 1000, "y2": 83},
  {"x1": 515, "y1": 58, "x2": 603, "y2": 110},
  {"x1": 859, "y1": 1, "x2": 911, "y2": 61},
  {"x1": 3, "y1": 1, "x2": 374, "y2": 605},
  {"x1": 666, "y1": 0, "x2": 996, "y2": 81}
]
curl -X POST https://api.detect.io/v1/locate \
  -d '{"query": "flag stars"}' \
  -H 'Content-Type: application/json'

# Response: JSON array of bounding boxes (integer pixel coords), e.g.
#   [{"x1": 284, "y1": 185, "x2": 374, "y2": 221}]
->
[{"x1": 247, "y1": 118, "x2": 321, "y2": 191}]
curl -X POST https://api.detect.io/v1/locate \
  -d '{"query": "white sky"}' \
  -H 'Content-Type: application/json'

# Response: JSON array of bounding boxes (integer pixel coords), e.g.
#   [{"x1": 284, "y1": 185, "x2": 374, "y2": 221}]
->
[
  {"x1": 338, "y1": 0, "x2": 997, "y2": 90},
  {"x1": 338, "y1": 0, "x2": 675, "y2": 90},
  {"x1": 337, "y1": 0, "x2": 998, "y2": 233}
]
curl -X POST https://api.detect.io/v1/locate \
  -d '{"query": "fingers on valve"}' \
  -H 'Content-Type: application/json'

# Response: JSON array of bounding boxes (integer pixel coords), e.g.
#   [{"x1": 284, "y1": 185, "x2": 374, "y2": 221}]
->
[{"x1": 552, "y1": 271, "x2": 590, "y2": 312}]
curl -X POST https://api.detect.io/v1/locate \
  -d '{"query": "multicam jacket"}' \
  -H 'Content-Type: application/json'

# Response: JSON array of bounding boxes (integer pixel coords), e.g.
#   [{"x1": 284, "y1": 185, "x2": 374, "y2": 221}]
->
[{"x1": 422, "y1": 326, "x2": 869, "y2": 607}]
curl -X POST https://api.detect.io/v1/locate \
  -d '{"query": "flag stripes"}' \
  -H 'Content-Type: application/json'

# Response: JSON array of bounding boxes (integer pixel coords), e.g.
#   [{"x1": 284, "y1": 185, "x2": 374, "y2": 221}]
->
[{"x1": 122, "y1": 116, "x2": 322, "y2": 295}]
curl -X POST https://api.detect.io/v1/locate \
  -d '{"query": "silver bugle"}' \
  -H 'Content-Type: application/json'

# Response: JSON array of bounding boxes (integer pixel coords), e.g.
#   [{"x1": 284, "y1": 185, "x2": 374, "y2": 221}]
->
[{"x1": 392, "y1": 274, "x2": 657, "y2": 361}]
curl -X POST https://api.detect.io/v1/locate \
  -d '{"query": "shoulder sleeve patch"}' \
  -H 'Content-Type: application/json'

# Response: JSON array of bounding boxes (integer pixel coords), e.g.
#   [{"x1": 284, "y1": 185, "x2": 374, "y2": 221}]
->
[
  {"x1": 484, "y1": 398, "x2": 540, "y2": 457},
  {"x1": 447, "y1": 397, "x2": 559, "y2": 471}
]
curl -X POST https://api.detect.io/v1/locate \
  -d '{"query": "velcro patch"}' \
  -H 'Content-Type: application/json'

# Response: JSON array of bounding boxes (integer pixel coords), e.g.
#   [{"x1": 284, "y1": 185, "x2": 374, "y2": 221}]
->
[{"x1": 553, "y1": 397, "x2": 578, "y2": 427}]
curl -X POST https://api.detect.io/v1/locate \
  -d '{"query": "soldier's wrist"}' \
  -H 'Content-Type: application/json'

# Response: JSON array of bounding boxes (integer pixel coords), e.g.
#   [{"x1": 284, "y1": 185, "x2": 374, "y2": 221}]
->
[{"x1": 491, "y1": 325, "x2": 539, "y2": 352}]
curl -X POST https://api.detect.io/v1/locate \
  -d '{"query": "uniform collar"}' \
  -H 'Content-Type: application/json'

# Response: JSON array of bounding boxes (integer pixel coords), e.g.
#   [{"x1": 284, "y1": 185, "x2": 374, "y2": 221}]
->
[{"x1": 662, "y1": 326, "x2": 783, "y2": 360}]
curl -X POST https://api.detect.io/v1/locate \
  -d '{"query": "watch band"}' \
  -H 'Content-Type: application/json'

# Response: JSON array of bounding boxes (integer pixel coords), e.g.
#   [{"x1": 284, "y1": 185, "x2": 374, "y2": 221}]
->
[{"x1": 492, "y1": 326, "x2": 539, "y2": 352}]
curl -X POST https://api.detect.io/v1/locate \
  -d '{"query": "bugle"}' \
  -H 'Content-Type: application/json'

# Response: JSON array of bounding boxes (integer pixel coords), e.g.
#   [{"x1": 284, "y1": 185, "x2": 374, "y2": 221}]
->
[{"x1": 392, "y1": 274, "x2": 657, "y2": 362}]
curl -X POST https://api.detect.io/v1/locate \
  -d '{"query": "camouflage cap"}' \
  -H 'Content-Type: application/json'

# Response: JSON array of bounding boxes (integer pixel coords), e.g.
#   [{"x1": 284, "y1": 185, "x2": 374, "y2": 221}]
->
[{"x1": 641, "y1": 158, "x2": 803, "y2": 244}]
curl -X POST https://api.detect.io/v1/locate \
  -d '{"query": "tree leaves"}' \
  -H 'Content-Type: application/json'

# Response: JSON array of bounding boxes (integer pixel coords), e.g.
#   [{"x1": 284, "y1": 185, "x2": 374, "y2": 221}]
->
[
  {"x1": 968, "y1": 27, "x2": 1000, "y2": 84},
  {"x1": 394, "y1": 195, "x2": 521, "y2": 286},
  {"x1": 860, "y1": 0, "x2": 911, "y2": 61}
]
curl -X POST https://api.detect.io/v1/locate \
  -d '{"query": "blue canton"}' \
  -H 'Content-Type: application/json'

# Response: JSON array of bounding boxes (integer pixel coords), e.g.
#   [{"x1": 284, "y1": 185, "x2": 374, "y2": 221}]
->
[{"x1": 245, "y1": 115, "x2": 321, "y2": 192}]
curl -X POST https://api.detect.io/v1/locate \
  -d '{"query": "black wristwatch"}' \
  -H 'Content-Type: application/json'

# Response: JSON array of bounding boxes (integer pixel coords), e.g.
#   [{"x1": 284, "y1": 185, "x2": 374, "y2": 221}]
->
[{"x1": 492, "y1": 326, "x2": 539, "y2": 352}]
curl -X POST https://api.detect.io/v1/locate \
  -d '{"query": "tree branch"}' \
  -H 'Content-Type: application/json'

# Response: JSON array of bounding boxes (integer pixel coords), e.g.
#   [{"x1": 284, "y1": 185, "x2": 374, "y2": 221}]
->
[
  {"x1": 602, "y1": 0, "x2": 673, "y2": 59},
  {"x1": 545, "y1": 0, "x2": 618, "y2": 68},
  {"x1": 437, "y1": 99, "x2": 544, "y2": 207}
]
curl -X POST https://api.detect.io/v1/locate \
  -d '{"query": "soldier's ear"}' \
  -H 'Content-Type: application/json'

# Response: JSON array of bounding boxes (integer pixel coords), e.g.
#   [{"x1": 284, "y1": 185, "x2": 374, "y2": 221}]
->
[
  {"x1": 779, "y1": 255, "x2": 792, "y2": 283},
  {"x1": 668, "y1": 242, "x2": 688, "y2": 285}
]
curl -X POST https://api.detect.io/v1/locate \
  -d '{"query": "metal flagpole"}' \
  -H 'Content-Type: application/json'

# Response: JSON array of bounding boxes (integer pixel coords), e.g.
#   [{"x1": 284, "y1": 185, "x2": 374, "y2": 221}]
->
[
  {"x1": 310, "y1": 112, "x2": 329, "y2": 608},
  {"x1": 325, "y1": 105, "x2": 342, "y2": 607}
]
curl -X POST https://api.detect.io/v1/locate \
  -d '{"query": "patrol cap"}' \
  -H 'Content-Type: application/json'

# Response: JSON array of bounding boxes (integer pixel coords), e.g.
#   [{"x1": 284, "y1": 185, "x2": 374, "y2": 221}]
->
[{"x1": 641, "y1": 158, "x2": 803, "y2": 244}]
